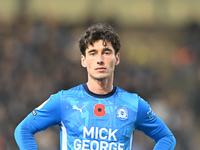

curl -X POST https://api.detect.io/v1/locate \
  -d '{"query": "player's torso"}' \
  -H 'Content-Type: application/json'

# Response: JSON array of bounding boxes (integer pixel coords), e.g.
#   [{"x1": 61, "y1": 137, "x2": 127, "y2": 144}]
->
[{"x1": 60, "y1": 85, "x2": 138, "y2": 150}]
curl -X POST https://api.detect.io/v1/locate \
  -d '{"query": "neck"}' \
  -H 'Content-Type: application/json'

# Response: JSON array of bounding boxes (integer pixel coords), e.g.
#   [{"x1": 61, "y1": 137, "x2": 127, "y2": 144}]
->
[{"x1": 87, "y1": 76, "x2": 114, "y2": 95}]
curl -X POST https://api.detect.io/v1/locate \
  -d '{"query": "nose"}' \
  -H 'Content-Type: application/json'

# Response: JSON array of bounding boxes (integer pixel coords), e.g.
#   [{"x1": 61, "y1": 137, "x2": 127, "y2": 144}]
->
[{"x1": 97, "y1": 54, "x2": 104, "y2": 65}]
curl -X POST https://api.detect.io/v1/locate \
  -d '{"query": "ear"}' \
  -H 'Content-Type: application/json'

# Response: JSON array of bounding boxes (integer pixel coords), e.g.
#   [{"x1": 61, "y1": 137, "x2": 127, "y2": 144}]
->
[
  {"x1": 115, "y1": 53, "x2": 120, "y2": 65},
  {"x1": 81, "y1": 55, "x2": 87, "y2": 68}
]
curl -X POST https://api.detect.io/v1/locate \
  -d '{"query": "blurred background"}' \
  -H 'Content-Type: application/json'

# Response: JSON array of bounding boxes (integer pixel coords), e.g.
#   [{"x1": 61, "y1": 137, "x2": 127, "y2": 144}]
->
[{"x1": 0, "y1": 0, "x2": 200, "y2": 149}]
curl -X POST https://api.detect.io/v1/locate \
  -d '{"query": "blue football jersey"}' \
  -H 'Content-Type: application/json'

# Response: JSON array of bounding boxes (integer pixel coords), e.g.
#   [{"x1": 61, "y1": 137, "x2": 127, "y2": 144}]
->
[{"x1": 15, "y1": 84, "x2": 176, "y2": 150}]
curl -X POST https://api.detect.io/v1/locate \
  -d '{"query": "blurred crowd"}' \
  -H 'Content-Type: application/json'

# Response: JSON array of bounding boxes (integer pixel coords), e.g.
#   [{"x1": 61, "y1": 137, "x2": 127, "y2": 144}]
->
[{"x1": 0, "y1": 16, "x2": 200, "y2": 150}]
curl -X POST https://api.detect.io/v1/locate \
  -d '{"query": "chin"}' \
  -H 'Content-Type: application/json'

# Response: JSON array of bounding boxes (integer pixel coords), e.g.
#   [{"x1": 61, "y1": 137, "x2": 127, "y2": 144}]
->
[
  {"x1": 91, "y1": 74, "x2": 110, "y2": 80},
  {"x1": 95, "y1": 76, "x2": 108, "y2": 80}
]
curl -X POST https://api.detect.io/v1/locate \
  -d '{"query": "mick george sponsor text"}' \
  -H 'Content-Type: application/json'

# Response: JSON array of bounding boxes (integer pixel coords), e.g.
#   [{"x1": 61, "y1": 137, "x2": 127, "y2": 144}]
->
[{"x1": 74, "y1": 126, "x2": 124, "y2": 150}]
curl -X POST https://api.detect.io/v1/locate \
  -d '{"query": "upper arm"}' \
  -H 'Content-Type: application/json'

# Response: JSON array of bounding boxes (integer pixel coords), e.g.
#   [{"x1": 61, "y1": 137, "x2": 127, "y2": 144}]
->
[
  {"x1": 135, "y1": 98, "x2": 175, "y2": 143},
  {"x1": 14, "y1": 91, "x2": 62, "y2": 149},
  {"x1": 32, "y1": 92, "x2": 62, "y2": 130}
]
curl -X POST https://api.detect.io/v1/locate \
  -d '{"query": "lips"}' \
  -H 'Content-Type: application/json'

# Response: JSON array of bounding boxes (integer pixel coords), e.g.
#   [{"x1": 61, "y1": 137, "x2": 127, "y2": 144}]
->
[{"x1": 96, "y1": 67, "x2": 106, "y2": 71}]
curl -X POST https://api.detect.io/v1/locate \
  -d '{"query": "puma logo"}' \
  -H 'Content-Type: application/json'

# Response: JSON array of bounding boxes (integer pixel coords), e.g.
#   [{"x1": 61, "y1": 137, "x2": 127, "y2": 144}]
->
[{"x1": 72, "y1": 106, "x2": 85, "y2": 114}]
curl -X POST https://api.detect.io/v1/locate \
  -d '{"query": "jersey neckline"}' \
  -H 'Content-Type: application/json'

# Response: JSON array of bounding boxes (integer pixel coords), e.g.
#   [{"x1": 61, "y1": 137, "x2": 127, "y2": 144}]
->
[{"x1": 83, "y1": 83, "x2": 116, "y2": 98}]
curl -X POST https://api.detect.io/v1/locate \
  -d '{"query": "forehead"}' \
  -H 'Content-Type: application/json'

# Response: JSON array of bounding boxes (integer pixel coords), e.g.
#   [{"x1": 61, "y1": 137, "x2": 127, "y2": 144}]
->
[{"x1": 86, "y1": 40, "x2": 114, "y2": 50}]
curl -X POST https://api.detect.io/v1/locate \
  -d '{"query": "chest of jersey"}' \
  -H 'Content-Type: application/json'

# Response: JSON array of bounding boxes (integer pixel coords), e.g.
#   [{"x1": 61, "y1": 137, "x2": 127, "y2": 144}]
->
[{"x1": 60, "y1": 92, "x2": 138, "y2": 149}]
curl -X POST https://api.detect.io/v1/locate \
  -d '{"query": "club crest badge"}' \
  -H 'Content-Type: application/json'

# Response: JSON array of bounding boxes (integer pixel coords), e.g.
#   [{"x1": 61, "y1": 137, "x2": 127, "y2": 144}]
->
[{"x1": 116, "y1": 106, "x2": 128, "y2": 120}]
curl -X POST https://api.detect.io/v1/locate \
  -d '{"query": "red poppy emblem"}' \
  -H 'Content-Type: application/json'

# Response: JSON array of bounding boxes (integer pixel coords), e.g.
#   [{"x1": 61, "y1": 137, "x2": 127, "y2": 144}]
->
[{"x1": 93, "y1": 104, "x2": 106, "y2": 117}]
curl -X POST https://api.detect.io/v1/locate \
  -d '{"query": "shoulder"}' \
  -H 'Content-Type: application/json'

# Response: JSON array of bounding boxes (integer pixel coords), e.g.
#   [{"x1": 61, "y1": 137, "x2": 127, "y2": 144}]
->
[
  {"x1": 115, "y1": 86, "x2": 142, "y2": 110},
  {"x1": 43, "y1": 85, "x2": 84, "y2": 109},
  {"x1": 59, "y1": 84, "x2": 84, "y2": 97},
  {"x1": 115, "y1": 86, "x2": 140, "y2": 101}
]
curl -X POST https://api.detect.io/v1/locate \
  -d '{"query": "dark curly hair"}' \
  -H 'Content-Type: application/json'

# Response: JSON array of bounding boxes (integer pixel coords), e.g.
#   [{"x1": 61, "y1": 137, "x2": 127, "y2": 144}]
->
[{"x1": 79, "y1": 23, "x2": 121, "y2": 56}]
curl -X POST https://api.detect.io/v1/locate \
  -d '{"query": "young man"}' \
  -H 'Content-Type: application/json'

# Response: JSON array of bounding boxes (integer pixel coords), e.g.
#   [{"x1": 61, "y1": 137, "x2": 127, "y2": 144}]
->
[{"x1": 15, "y1": 23, "x2": 176, "y2": 150}]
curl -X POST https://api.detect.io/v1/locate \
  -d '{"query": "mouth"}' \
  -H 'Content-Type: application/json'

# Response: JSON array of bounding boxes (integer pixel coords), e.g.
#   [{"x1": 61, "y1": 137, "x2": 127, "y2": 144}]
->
[{"x1": 95, "y1": 67, "x2": 106, "y2": 71}]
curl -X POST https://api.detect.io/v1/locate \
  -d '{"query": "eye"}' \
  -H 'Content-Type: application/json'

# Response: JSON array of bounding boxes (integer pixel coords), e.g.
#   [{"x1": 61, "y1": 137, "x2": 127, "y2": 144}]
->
[
  {"x1": 89, "y1": 52, "x2": 96, "y2": 56},
  {"x1": 104, "y1": 51, "x2": 111, "y2": 55}
]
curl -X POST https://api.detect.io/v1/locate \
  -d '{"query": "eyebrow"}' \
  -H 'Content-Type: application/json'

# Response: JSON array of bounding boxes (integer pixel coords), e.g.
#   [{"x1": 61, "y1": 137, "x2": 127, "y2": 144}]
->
[
  {"x1": 88, "y1": 47, "x2": 112, "y2": 52},
  {"x1": 87, "y1": 49, "x2": 96, "y2": 53},
  {"x1": 87, "y1": 47, "x2": 114, "y2": 55},
  {"x1": 103, "y1": 47, "x2": 112, "y2": 51}
]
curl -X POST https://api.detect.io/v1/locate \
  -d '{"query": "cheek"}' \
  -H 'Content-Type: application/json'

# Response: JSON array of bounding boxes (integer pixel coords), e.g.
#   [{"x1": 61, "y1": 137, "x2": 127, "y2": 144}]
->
[
  {"x1": 86, "y1": 60, "x2": 92, "y2": 67},
  {"x1": 83, "y1": 58, "x2": 92, "y2": 67},
  {"x1": 110, "y1": 59, "x2": 117, "y2": 67},
  {"x1": 85, "y1": 61, "x2": 93, "y2": 71},
  {"x1": 107, "y1": 61, "x2": 116, "y2": 72}
]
